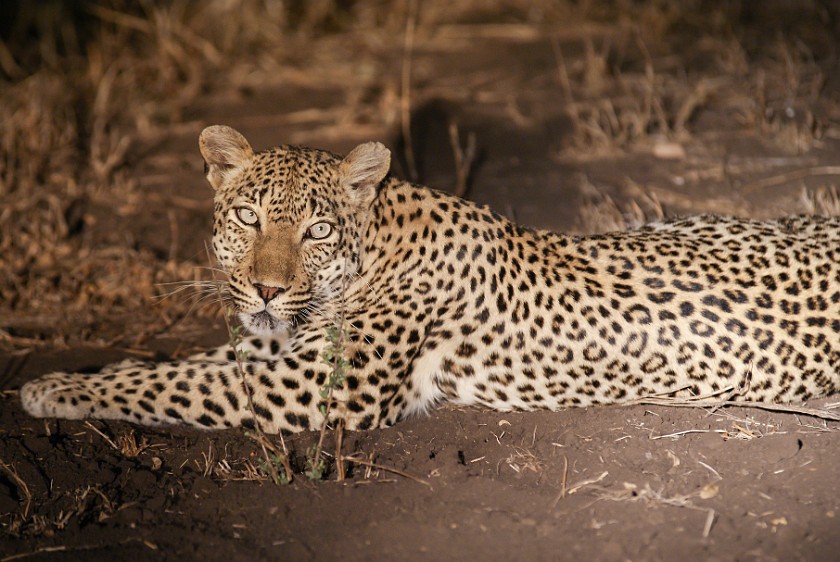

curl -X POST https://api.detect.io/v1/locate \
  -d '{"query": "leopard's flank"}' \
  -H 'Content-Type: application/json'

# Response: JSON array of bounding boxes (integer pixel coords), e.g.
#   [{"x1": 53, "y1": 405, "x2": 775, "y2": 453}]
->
[{"x1": 21, "y1": 125, "x2": 840, "y2": 433}]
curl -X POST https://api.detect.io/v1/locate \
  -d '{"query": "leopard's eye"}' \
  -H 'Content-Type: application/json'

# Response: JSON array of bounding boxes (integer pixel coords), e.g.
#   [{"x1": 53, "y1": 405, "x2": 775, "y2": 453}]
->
[
  {"x1": 307, "y1": 222, "x2": 332, "y2": 240},
  {"x1": 235, "y1": 207, "x2": 259, "y2": 226}
]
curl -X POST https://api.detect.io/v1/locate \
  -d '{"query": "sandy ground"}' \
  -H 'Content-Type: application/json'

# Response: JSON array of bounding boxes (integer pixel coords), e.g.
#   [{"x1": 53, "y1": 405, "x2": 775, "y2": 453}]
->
[{"x1": 2, "y1": 2, "x2": 840, "y2": 561}]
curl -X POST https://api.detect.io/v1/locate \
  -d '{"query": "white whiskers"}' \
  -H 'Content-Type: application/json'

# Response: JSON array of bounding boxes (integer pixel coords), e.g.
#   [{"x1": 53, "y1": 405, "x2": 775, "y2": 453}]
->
[{"x1": 155, "y1": 277, "x2": 232, "y2": 316}]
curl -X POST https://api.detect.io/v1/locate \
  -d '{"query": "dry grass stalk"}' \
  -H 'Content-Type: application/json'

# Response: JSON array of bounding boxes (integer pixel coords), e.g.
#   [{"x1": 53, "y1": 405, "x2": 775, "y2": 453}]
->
[
  {"x1": 575, "y1": 176, "x2": 663, "y2": 234},
  {"x1": 116, "y1": 430, "x2": 155, "y2": 457},
  {"x1": 193, "y1": 442, "x2": 268, "y2": 481},
  {"x1": 800, "y1": 185, "x2": 840, "y2": 216},
  {"x1": 551, "y1": 38, "x2": 583, "y2": 142},
  {"x1": 1, "y1": 538, "x2": 158, "y2": 562},
  {"x1": 249, "y1": 430, "x2": 293, "y2": 484},
  {"x1": 551, "y1": 455, "x2": 572, "y2": 508},
  {"x1": 4, "y1": 480, "x2": 123, "y2": 539},
  {"x1": 334, "y1": 419, "x2": 346, "y2": 482},
  {"x1": 706, "y1": 409, "x2": 778, "y2": 432},
  {"x1": 339, "y1": 453, "x2": 432, "y2": 488},
  {"x1": 2, "y1": 546, "x2": 70, "y2": 562},
  {"x1": 83, "y1": 422, "x2": 157, "y2": 458},
  {"x1": 1, "y1": 2, "x2": 295, "y2": 349},
  {"x1": 633, "y1": 32, "x2": 666, "y2": 136},
  {"x1": 559, "y1": 456, "x2": 568, "y2": 500},
  {"x1": 505, "y1": 446, "x2": 544, "y2": 474},
  {"x1": 197, "y1": 442, "x2": 217, "y2": 478},
  {"x1": 650, "y1": 429, "x2": 727, "y2": 441},
  {"x1": 565, "y1": 470, "x2": 609, "y2": 495},
  {"x1": 448, "y1": 122, "x2": 477, "y2": 198},
  {"x1": 202, "y1": 241, "x2": 291, "y2": 485},
  {"x1": 0, "y1": 459, "x2": 32, "y2": 520},
  {"x1": 582, "y1": 36, "x2": 610, "y2": 95},
  {"x1": 673, "y1": 79, "x2": 712, "y2": 135},
  {"x1": 400, "y1": 0, "x2": 419, "y2": 182},
  {"x1": 630, "y1": 395, "x2": 840, "y2": 422},
  {"x1": 220, "y1": 300, "x2": 292, "y2": 485},
  {"x1": 743, "y1": 166, "x2": 840, "y2": 193},
  {"x1": 83, "y1": 421, "x2": 120, "y2": 451},
  {"x1": 626, "y1": 367, "x2": 840, "y2": 422},
  {"x1": 595, "y1": 482, "x2": 717, "y2": 538},
  {"x1": 304, "y1": 268, "x2": 352, "y2": 480}
]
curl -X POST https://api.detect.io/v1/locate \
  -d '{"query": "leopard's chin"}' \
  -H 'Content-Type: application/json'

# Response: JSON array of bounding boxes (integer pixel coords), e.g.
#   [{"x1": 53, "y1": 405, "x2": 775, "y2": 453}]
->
[{"x1": 239, "y1": 311, "x2": 290, "y2": 336}]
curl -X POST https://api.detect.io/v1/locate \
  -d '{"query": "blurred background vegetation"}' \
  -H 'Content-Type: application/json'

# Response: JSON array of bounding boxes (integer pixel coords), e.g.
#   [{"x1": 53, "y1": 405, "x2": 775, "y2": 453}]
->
[{"x1": 1, "y1": 1, "x2": 838, "y2": 351}]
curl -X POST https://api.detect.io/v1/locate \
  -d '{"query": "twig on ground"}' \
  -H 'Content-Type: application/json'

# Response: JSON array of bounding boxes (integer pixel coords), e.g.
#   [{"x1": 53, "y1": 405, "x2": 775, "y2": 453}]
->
[
  {"x1": 565, "y1": 470, "x2": 609, "y2": 495},
  {"x1": 594, "y1": 482, "x2": 717, "y2": 538},
  {"x1": 1, "y1": 538, "x2": 158, "y2": 562},
  {"x1": 628, "y1": 373, "x2": 840, "y2": 422},
  {"x1": 631, "y1": 396, "x2": 840, "y2": 422},
  {"x1": 551, "y1": 455, "x2": 570, "y2": 507},
  {"x1": 650, "y1": 429, "x2": 727, "y2": 440},
  {"x1": 702, "y1": 509, "x2": 716, "y2": 539},
  {"x1": 561, "y1": 456, "x2": 568, "y2": 497},
  {"x1": 0, "y1": 459, "x2": 32, "y2": 519},
  {"x1": 335, "y1": 418, "x2": 346, "y2": 482},
  {"x1": 340, "y1": 453, "x2": 432, "y2": 488},
  {"x1": 697, "y1": 460, "x2": 722, "y2": 480},
  {"x1": 83, "y1": 421, "x2": 119, "y2": 451}
]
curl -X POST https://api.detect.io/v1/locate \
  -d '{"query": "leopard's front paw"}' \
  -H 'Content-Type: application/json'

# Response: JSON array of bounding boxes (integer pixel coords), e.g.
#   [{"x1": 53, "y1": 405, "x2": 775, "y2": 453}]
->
[{"x1": 20, "y1": 374, "x2": 94, "y2": 420}]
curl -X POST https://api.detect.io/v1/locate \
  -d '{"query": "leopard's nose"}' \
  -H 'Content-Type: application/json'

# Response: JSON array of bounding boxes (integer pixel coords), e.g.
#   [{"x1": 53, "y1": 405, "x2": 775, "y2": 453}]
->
[{"x1": 252, "y1": 282, "x2": 286, "y2": 303}]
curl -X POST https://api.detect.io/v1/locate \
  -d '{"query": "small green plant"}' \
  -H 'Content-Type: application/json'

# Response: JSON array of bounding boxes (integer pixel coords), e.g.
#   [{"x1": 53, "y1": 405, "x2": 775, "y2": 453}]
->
[
  {"x1": 221, "y1": 302, "x2": 292, "y2": 485},
  {"x1": 225, "y1": 308, "x2": 251, "y2": 362},
  {"x1": 304, "y1": 443, "x2": 327, "y2": 480},
  {"x1": 319, "y1": 325, "x2": 350, "y2": 413},
  {"x1": 305, "y1": 322, "x2": 351, "y2": 480},
  {"x1": 256, "y1": 451, "x2": 291, "y2": 484},
  {"x1": 305, "y1": 271, "x2": 352, "y2": 480}
]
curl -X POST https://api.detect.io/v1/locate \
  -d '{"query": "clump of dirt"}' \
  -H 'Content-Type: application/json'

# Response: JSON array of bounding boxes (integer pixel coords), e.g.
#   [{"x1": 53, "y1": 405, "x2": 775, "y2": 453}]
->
[{"x1": 2, "y1": 1, "x2": 840, "y2": 560}]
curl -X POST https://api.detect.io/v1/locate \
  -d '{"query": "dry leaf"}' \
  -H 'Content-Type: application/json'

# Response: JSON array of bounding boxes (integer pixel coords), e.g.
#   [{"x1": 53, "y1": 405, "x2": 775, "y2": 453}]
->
[{"x1": 700, "y1": 483, "x2": 719, "y2": 499}]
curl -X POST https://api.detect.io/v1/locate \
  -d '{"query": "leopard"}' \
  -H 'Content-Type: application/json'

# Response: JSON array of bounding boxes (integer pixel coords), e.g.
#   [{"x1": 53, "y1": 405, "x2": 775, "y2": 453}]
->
[{"x1": 20, "y1": 125, "x2": 840, "y2": 434}]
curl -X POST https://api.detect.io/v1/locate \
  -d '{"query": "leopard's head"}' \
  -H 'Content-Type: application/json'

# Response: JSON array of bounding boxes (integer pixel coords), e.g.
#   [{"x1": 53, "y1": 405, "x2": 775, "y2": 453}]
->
[{"x1": 199, "y1": 125, "x2": 390, "y2": 335}]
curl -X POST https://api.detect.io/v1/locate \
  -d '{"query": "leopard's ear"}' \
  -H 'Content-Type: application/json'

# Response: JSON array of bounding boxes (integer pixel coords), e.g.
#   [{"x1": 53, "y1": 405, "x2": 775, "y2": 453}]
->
[
  {"x1": 199, "y1": 125, "x2": 254, "y2": 191},
  {"x1": 339, "y1": 142, "x2": 390, "y2": 208}
]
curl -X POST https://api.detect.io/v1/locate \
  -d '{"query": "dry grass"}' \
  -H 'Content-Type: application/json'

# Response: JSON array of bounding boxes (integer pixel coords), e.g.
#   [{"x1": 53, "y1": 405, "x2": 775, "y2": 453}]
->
[
  {"x1": 575, "y1": 175, "x2": 663, "y2": 234},
  {"x1": 0, "y1": 0, "x2": 558, "y2": 350},
  {"x1": 2, "y1": 4, "x2": 839, "y2": 559},
  {"x1": 338, "y1": 452, "x2": 433, "y2": 488},
  {"x1": 2, "y1": 0, "x2": 838, "y2": 350},
  {"x1": 83, "y1": 421, "x2": 161, "y2": 458},
  {"x1": 628, "y1": 386, "x2": 840, "y2": 423},
  {"x1": 801, "y1": 184, "x2": 840, "y2": 216},
  {"x1": 504, "y1": 446, "x2": 545, "y2": 475},
  {"x1": 594, "y1": 481, "x2": 717, "y2": 538},
  {"x1": 0, "y1": 459, "x2": 32, "y2": 525},
  {"x1": 548, "y1": 2, "x2": 833, "y2": 169},
  {"x1": 0, "y1": 470, "x2": 126, "y2": 539},
  {"x1": 0, "y1": 1, "x2": 386, "y2": 349},
  {"x1": 0, "y1": 2, "x2": 237, "y2": 349},
  {"x1": 192, "y1": 441, "x2": 270, "y2": 482}
]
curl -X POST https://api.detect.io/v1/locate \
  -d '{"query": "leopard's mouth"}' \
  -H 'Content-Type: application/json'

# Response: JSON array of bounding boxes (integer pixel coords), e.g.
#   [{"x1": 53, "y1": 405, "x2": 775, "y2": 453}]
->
[{"x1": 239, "y1": 310, "x2": 288, "y2": 336}]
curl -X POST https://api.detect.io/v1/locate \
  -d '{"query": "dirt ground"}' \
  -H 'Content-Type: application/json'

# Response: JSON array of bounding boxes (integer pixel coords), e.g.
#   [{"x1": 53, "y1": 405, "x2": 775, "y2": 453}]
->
[{"x1": 2, "y1": 2, "x2": 840, "y2": 561}]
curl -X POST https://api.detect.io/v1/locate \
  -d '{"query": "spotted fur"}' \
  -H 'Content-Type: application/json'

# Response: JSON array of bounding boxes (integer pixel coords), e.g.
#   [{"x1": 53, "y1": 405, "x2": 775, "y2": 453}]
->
[{"x1": 21, "y1": 126, "x2": 840, "y2": 433}]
